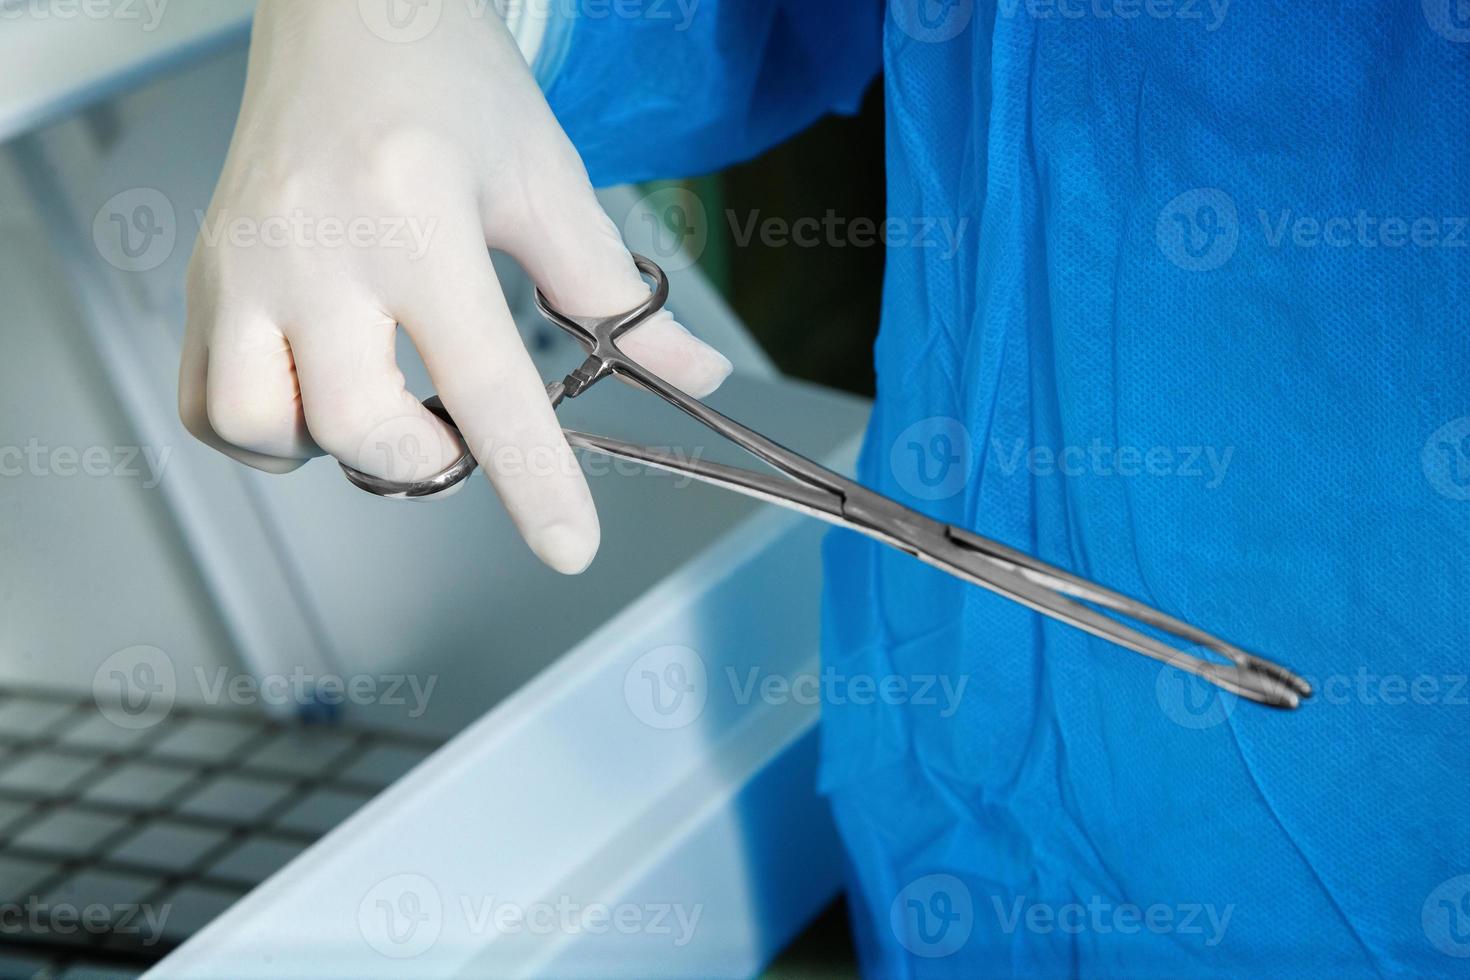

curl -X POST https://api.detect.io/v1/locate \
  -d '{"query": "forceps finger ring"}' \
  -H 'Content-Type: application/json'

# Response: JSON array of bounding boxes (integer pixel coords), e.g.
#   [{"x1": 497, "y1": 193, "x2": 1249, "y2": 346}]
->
[
  {"x1": 338, "y1": 256, "x2": 672, "y2": 499},
  {"x1": 339, "y1": 397, "x2": 479, "y2": 500}
]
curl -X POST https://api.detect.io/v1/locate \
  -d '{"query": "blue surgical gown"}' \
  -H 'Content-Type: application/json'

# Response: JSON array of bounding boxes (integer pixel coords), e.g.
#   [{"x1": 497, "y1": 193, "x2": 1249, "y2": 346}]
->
[{"x1": 542, "y1": 3, "x2": 1470, "y2": 976}]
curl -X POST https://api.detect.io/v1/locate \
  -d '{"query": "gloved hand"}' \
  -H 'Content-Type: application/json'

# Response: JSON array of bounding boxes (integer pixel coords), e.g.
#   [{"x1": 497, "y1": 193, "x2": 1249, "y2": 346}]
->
[{"x1": 180, "y1": 0, "x2": 731, "y2": 574}]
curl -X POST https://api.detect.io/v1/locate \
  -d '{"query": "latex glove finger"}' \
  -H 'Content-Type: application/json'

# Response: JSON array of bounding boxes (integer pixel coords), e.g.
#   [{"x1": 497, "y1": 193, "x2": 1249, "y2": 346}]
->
[
  {"x1": 500, "y1": 163, "x2": 732, "y2": 398},
  {"x1": 398, "y1": 245, "x2": 599, "y2": 575},
  {"x1": 288, "y1": 309, "x2": 467, "y2": 486},
  {"x1": 179, "y1": 312, "x2": 308, "y2": 476}
]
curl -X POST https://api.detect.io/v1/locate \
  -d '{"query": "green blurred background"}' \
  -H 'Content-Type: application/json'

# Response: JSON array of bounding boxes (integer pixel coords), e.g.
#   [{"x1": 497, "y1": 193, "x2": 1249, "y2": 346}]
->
[{"x1": 638, "y1": 85, "x2": 886, "y2": 400}]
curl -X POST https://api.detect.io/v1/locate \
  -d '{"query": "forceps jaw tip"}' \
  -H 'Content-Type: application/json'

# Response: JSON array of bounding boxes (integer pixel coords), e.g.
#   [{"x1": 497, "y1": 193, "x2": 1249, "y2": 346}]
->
[
  {"x1": 1200, "y1": 662, "x2": 1308, "y2": 710},
  {"x1": 935, "y1": 522, "x2": 1314, "y2": 711},
  {"x1": 1241, "y1": 655, "x2": 1314, "y2": 700}
]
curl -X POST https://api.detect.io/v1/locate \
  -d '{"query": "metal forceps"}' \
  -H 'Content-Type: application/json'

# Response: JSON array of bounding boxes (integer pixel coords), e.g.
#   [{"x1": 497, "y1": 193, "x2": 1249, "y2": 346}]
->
[{"x1": 342, "y1": 256, "x2": 1313, "y2": 709}]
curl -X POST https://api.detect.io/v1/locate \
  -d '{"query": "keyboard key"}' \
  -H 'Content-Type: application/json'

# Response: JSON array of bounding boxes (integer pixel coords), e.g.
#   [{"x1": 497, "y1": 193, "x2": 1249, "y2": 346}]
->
[
  {"x1": 0, "y1": 950, "x2": 55, "y2": 980},
  {"x1": 0, "y1": 855, "x2": 60, "y2": 901},
  {"x1": 207, "y1": 836, "x2": 307, "y2": 887},
  {"x1": 84, "y1": 763, "x2": 197, "y2": 810},
  {"x1": 243, "y1": 731, "x2": 356, "y2": 778},
  {"x1": 108, "y1": 823, "x2": 229, "y2": 874},
  {"x1": 177, "y1": 776, "x2": 293, "y2": 824},
  {"x1": 153, "y1": 884, "x2": 241, "y2": 944},
  {"x1": 42, "y1": 869, "x2": 160, "y2": 911},
  {"x1": 0, "y1": 799, "x2": 35, "y2": 836},
  {"x1": 340, "y1": 744, "x2": 430, "y2": 787},
  {"x1": 0, "y1": 699, "x2": 76, "y2": 740},
  {"x1": 57, "y1": 714, "x2": 164, "y2": 752},
  {"x1": 274, "y1": 788, "x2": 373, "y2": 836},
  {"x1": 12, "y1": 810, "x2": 130, "y2": 858},
  {"x1": 0, "y1": 753, "x2": 98, "y2": 797}
]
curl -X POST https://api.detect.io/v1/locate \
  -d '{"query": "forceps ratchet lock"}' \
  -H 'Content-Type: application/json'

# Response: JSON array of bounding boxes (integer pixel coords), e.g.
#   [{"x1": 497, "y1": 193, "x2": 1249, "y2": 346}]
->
[{"x1": 341, "y1": 256, "x2": 1314, "y2": 709}]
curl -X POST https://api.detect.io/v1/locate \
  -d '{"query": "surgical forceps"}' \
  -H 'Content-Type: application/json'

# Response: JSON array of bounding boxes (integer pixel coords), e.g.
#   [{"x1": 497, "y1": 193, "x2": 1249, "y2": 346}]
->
[{"x1": 342, "y1": 257, "x2": 1313, "y2": 709}]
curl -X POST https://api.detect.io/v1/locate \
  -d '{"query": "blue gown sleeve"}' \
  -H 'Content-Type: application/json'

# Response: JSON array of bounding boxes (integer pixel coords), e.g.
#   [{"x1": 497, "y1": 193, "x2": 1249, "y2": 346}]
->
[{"x1": 537, "y1": 2, "x2": 882, "y2": 185}]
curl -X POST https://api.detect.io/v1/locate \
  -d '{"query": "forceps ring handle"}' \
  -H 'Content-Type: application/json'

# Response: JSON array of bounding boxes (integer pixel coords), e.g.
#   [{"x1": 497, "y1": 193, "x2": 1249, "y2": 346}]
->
[
  {"x1": 339, "y1": 396, "x2": 479, "y2": 499},
  {"x1": 537, "y1": 253, "x2": 671, "y2": 345},
  {"x1": 340, "y1": 256, "x2": 670, "y2": 499}
]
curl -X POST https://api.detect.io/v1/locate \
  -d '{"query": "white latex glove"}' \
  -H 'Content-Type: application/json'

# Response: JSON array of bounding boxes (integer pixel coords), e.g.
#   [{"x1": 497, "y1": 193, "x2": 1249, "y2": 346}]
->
[{"x1": 180, "y1": 0, "x2": 731, "y2": 574}]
